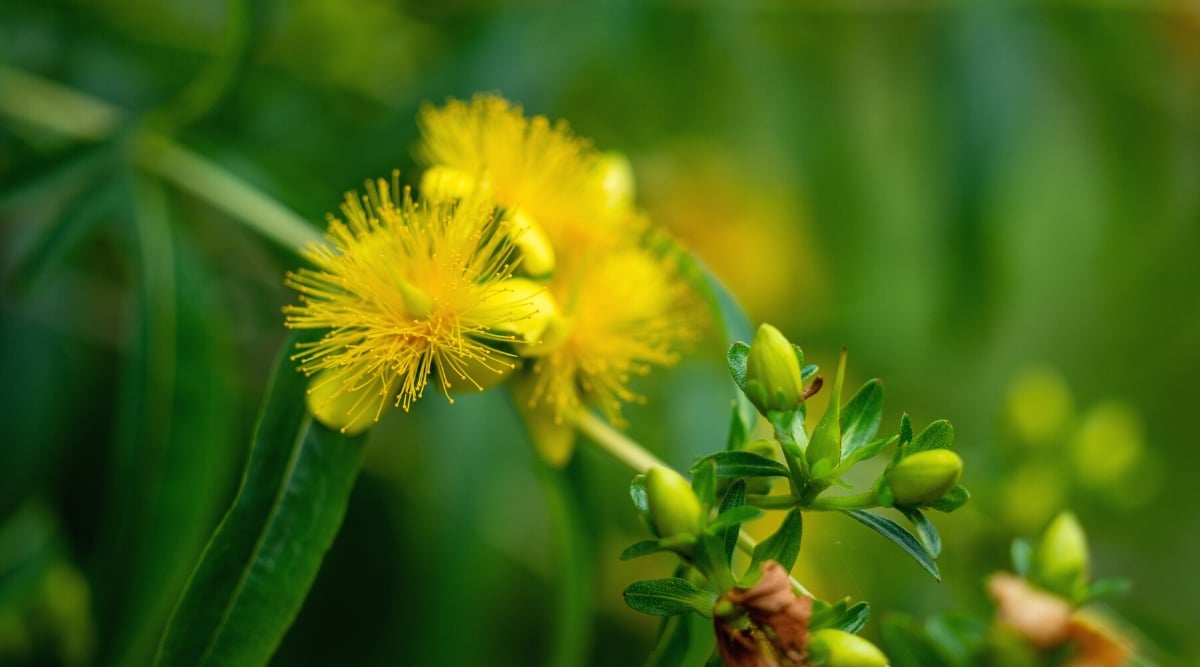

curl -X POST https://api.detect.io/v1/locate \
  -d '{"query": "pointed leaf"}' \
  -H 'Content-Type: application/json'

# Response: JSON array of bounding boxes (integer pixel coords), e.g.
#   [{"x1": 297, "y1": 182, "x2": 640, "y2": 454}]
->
[
  {"x1": 692, "y1": 460, "x2": 717, "y2": 509},
  {"x1": 749, "y1": 508, "x2": 803, "y2": 578},
  {"x1": 727, "y1": 342, "x2": 750, "y2": 391},
  {"x1": 899, "y1": 507, "x2": 942, "y2": 558},
  {"x1": 831, "y1": 601, "x2": 871, "y2": 634},
  {"x1": 691, "y1": 451, "x2": 791, "y2": 479},
  {"x1": 623, "y1": 578, "x2": 717, "y2": 617},
  {"x1": 842, "y1": 510, "x2": 940, "y2": 581},
  {"x1": 909, "y1": 420, "x2": 954, "y2": 454},
  {"x1": 1011, "y1": 538, "x2": 1033, "y2": 576},
  {"x1": 620, "y1": 540, "x2": 670, "y2": 561},
  {"x1": 718, "y1": 481, "x2": 747, "y2": 561},
  {"x1": 929, "y1": 485, "x2": 970, "y2": 513},
  {"x1": 631, "y1": 475, "x2": 652, "y2": 527},
  {"x1": 806, "y1": 349, "x2": 847, "y2": 476},
  {"x1": 707, "y1": 506, "x2": 763, "y2": 534},
  {"x1": 725, "y1": 401, "x2": 750, "y2": 451},
  {"x1": 155, "y1": 330, "x2": 366, "y2": 667},
  {"x1": 840, "y1": 379, "x2": 884, "y2": 461}
]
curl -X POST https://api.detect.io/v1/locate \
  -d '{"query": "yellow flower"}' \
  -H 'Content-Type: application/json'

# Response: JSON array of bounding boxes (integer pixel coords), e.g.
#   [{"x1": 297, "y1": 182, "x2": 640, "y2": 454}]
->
[
  {"x1": 284, "y1": 174, "x2": 543, "y2": 434},
  {"x1": 520, "y1": 244, "x2": 700, "y2": 428},
  {"x1": 415, "y1": 94, "x2": 631, "y2": 263}
]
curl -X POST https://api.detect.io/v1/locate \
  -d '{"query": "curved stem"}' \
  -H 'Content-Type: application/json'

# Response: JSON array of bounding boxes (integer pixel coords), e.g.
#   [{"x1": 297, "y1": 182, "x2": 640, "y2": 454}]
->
[{"x1": 572, "y1": 410, "x2": 668, "y2": 473}]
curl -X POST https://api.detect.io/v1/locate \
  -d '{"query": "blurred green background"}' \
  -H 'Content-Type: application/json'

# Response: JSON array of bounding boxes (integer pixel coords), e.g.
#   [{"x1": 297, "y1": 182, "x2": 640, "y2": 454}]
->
[{"x1": 2, "y1": 0, "x2": 1198, "y2": 665}]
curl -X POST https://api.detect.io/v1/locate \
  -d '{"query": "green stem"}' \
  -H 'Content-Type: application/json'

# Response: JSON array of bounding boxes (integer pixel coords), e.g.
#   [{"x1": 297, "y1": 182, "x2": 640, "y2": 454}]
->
[
  {"x1": 573, "y1": 411, "x2": 816, "y2": 597},
  {"x1": 806, "y1": 491, "x2": 878, "y2": 512},
  {"x1": 0, "y1": 64, "x2": 321, "y2": 252},
  {"x1": 572, "y1": 411, "x2": 668, "y2": 473},
  {"x1": 533, "y1": 461, "x2": 593, "y2": 667}
]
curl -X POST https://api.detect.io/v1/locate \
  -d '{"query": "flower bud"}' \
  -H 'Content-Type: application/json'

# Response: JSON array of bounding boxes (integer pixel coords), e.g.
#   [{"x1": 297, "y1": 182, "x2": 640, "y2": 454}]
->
[
  {"x1": 885, "y1": 449, "x2": 963, "y2": 506},
  {"x1": 807, "y1": 628, "x2": 888, "y2": 667},
  {"x1": 645, "y1": 465, "x2": 704, "y2": 539},
  {"x1": 1034, "y1": 511, "x2": 1089, "y2": 600},
  {"x1": 745, "y1": 323, "x2": 805, "y2": 415},
  {"x1": 511, "y1": 210, "x2": 556, "y2": 278}
]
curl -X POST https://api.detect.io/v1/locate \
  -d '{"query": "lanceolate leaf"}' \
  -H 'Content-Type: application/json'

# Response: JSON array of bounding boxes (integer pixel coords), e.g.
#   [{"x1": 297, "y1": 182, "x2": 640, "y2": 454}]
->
[
  {"x1": 840, "y1": 379, "x2": 884, "y2": 461},
  {"x1": 717, "y1": 480, "x2": 748, "y2": 561},
  {"x1": 749, "y1": 508, "x2": 803, "y2": 579},
  {"x1": 155, "y1": 329, "x2": 366, "y2": 667},
  {"x1": 691, "y1": 451, "x2": 791, "y2": 479},
  {"x1": 623, "y1": 578, "x2": 717, "y2": 617},
  {"x1": 899, "y1": 506, "x2": 942, "y2": 558},
  {"x1": 909, "y1": 420, "x2": 954, "y2": 455},
  {"x1": 842, "y1": 510, "x2": 940, "y2": 581}
]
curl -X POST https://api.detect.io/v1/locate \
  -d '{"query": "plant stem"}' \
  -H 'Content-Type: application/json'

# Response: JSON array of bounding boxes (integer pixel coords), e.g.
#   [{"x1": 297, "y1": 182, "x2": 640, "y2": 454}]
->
[
  {"x1": 572, "y1": 411, "x2": 668, "y2": 473},
  {"x1": 0, "y1": 64, "x2": 321, "y2": 252},
  {"x1": 806, "y1": 491, "x2": 878, "y2": 512},
  {"x1": 745, "y1": 494, "x2": 800, "y2": 510},
  {"x1": 573, "y1": 411, "x2": 815, "y2": 597}
]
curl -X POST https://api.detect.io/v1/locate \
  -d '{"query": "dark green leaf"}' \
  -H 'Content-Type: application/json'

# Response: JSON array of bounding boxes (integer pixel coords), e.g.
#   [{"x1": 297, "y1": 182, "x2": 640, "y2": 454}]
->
[
  {"x1": 929, "y1": 485, "x2": 970, "y2": 513},
  {"x1": 727, "y1": 342, "x2": 749, "y2": 391},
  {"x1": 925, "y1": 613, "x2": 988, "y2": 665},
  {"x1": 11, "y1": 174, "x2": 121, "y2": 293},
  {"x1": 725, "y1": 402, "x2": 750, "y2": 452},
  {"x1": 909, "y1": 420, "x2": 954, "y2": 455},
  {"x1": 749, "y1": 508, "x2": 802, "y2": 579},
  {"x1": 707, "y1": 506, "x2": 763, "y2": 533},
  {"x1": 718, "y1": 481, "x2": 747, "y2": 561},
  {"x1": 843, "y1": 510, "x2": 940, "y2": 581},
  {"x1": 1085, "y1": 577, "x2": 1132, "y2": 600},
  {"x1": 806, "y1": 350, "x2": 846, "y2": 476},
  {"x1": 830, "y1": 602, "x2": 870, "y2": 634},
  {"x1": 620, "y1": 540, "x2": 669, "y2": 561},
  {"x1": 645, "y1": 608, "x2": 715, "y2": 667},
  {"x1": 899, "y1": 507, "x2": 942, "y2": 558},
  {"x1": 692, "y1": 460, "x2": 717, "y2": 509},
  {"x1": 1010, "y1": 538, "x2": 1033, "y2": 576},
  {"x1": 691, "y1": 451, "x2": 791, "y2": 479},
  {"x1": 0, "y1": 136, "x2": 117, "y2": 209},
  {"x1": 900, "y1": 414, "x2": 913, "y2": 447},
  {"x1": 623, "y1": 578, "x2": 716, "y2": 617},
  {"x1": 155, "y1": 329, "x2": 366, "y2": 667},
  {"x1": 840, "y1": 379, "x2": 884, "y2": 461}
]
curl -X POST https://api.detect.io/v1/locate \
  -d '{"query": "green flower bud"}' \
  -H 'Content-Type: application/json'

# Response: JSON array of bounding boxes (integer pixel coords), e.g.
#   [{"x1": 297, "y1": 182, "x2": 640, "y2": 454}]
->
[
  {"x1": 645, "y1": 465, "x2": 704, "y2": 539},
  {"x1": 745, "y1": 323, "x2": 805, "y2": 415},
  {"x1": 1034, "y1": 511, "x2": 1090, "y2": 600},
  {"x1": 885, "y1": 449, "x2": 963, "y2": 506},
  {"x1": 807, "y1": 628, "x2": 889, "y2": 667}
]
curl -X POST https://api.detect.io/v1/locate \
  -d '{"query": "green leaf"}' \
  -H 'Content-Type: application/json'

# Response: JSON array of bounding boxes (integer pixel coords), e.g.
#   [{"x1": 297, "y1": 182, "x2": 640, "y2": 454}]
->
[
  {"x1": 801, "y1": 364, "x2": 819, "y2": 382},
  {"x1": 840, "y1": 379, "x2": 884, "y2": 462},
  {"x1": 630, "y1": 474, "x2": 653, "y2": 528},
  {"x1": 909, "y1": 420, "x2": 954, "y2": 455},
  {"x1": 748, "y1": 508, "x2": 802, "y2": 579},
  {"x1": 0, "y1": 136, "x2": 117, "y2": 209},
  {"x1": 806, "y1": 350, "x2": 846, "y2": 476},
  {"x1": 1010, "y1": 538, "x2": 1033, "y2": 576},
  {"x1": 1085, "y1": 577, "x2": 1132, "y2": 600},
  {"x1": 645, "y1": 608, "x2": 715, "y2": 667},
  {"x1": 725, "y1": 401, "x2": 750, "y2": 452},
  {"x1": 928, "y1": 485, "x2": 970, "y2": 513},
  {"x1": 623, "y1": 578, "x2": 716, "y2": 617},
  {"x1": 899, "y1": 414, "x2": 913, "y2": 447},
  {"x1": 835, "y1": 435, "x2": 898, "y2": 476},
  {"x1": 155, "y1": 329, "x2": 366, "y2": 667},
  {"x1": 692, "y1": 460, "x2": 717, "y2": 510},
  {"x1": 831, "y1": 601, "x2": 871, "y2": 634},
  {"x1": 691, "y1": 451, "x2": 791, "y2": 479},
  {"x1": 707, "y1": 506, "x2": 763, "y2": 534},
  {"x1": 620, "y1": 540, "x2": 669, "y2": 561},
  {"x1": 925, "y1": 613, "x2": 988, "y2": 665},
  {"x1": 727, "y1": 342, "x2": 750, "y2": 391},
  {"x1": 899, "y1": 507, "x2": 942, "y2": 558},
  {"x1": 843, "y1": 510, "x2": 940, "y2": 581},
  {"x1": 717, "y1": 481, "x2": 747, "y2": 561}
]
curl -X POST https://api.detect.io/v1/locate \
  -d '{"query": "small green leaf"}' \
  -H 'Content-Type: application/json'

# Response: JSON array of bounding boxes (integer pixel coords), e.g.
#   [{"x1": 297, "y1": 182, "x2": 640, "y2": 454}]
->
[
  {"x1": 899, "y1": 507, "x2": 942, "y2": 558},
  {"x1": 809, "y1": 598, "x2": 848, "y2": 630},
  {"x1": 801, "y1": 364, "x2": 819, "y2": 382},
  {"x1": 727, "y1": 342, "x2": 750, "y2": 391},
  {"x1": 806, "y1": 350, "x2": 847, "y2": 476},
  {"x1": 840, "y1": 379, "x2": 884, "y2": 461},
  {"x1": 620, "y1": 540, "x2": 669, "y2": 561},
  {"x1": 691, "y1": 451, "x2": 791, "y2": 479},
  {"x1": 925, "y1": 613, "x2": 988, "y2": 665},
  {"x1": 835, "y1": 435, "x2": 898, "y2": 476},
  {"x1": 707, "y1": 506, "x2": 763, "y2": 533},
  {"x1": 928, "y1": 485, "x2": 970, "y2": 513},
  {"x1": 1011, "y1": 538, "x2": 1034, "y2": 576},
  {"x1": 645, "y1": 609, "x2": 714, "y2": 667},
  {"x1": 880, "y1": 614, "x2": 949, "y2": 667},
  {"x1": 717, "y1": 481, "x2": 747, "y2": 561},
  {"x1": 1085, "y1": 577, "x2": 1132, "y2": 600},
  {"x1": 749, "y1": 508, "x2": 803, "y2": 579},
  {"x1": 692, "y1": 460, "x2": 717, "y2": 510},
  {"x1": 725, "y1": 402, "x2": 750, "y2": 451},
  {"x1": 843, "y1": 510, "x2": 940, "y2": 581},
  {"x1": 909, "y1": 420, "x2": 954, "y2": 455},
  {"x1": 624, "y1": 578, "x2": 716, "y2": 617},
  {"x1": 831, "y1": 601, "x2": 870, "y2": 634},
  {"x1": 631, "y1": 475, "x2": 653, "y2": 529},
  {"x1": 899, "y1": 414, "x2": 913, "y2": 447}
]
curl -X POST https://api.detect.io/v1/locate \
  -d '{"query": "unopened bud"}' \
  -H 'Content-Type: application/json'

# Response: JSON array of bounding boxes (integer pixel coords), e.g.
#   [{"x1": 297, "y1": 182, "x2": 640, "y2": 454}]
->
[
  {"x1": 1035, "y1": 511, "x2": 1089, "y2": 600},
  {"x1": 745, "y1": 323, "x2": 805, "y2": 415},
  {"x1": 645, "y1": 466, "x2": 704, "y2": 540},
  {"x1": 597, "y1": 151, "x2": 635, "y2": 211},
  {"x1": 886, "y1": 449, "x2": 963, "y2": 506},
  {"x1": 807, "y1": 628, "x2": 888, "y2": 667},
  {"x1": 511, "y1": 211, "x2": 556, "y2": 278}
]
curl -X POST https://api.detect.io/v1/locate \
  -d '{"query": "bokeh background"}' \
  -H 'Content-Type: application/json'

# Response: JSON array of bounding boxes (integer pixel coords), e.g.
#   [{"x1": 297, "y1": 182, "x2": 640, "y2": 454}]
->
[{"x1": 2, "y1": 1, "x2": 1198, "y2": 665}]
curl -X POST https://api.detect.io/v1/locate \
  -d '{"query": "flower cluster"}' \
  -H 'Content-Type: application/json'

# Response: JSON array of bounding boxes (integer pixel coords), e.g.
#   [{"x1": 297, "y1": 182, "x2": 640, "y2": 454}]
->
[{"x1": 284, "y1": 95, "x2": 700, "y2": 453}]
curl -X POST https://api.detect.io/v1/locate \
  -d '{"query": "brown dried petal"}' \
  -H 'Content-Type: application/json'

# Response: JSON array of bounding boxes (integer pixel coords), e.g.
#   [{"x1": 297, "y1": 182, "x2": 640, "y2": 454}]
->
[
  {"x1": 716, "y1": 562, "x2": 813, "y2": 667},
  {"x1": 1065, "y1": 610, "x2": 1135, "y2": 667},
  {"x1": 987, "y1": 572, "x2": 1072, "y2": 648}
]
